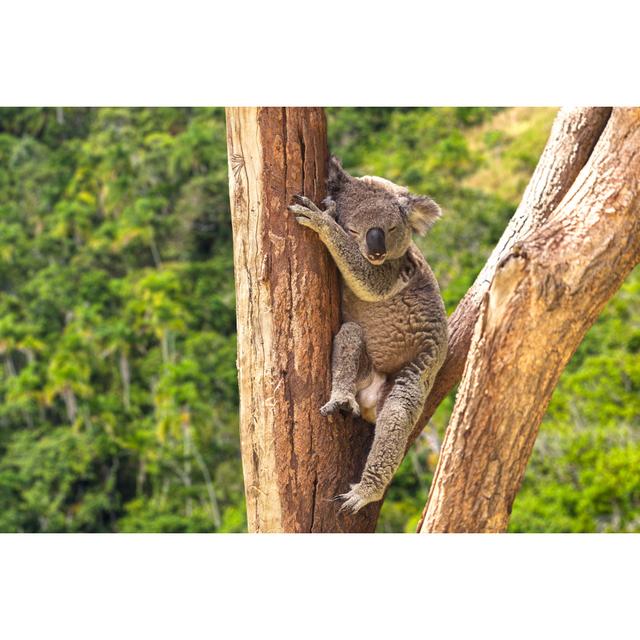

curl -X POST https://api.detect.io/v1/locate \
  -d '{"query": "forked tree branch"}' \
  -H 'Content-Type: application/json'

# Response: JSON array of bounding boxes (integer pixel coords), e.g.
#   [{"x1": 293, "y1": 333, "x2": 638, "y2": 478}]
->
[
  {"x1": 419, "y1": 107, "x2": 640, "y2": 532},
  {"x1": 409, "y1": 107, "x2": 612, "y2": 446}
]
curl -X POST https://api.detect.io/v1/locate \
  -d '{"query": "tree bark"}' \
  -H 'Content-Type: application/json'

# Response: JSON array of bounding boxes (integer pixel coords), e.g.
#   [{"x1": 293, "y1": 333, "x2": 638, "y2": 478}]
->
[
  {"x1": 410, "y1": 107, "x2": 612, "y2": 445},
  {"x1": 227, "y1": 106, "x2": 638, "y2": 534},
  {"x1": 419, "y1": 107, "x2": 640, "y2": 532},
  {"x1": 226, "y1": 108, "x2": 380, "y2": 532}
]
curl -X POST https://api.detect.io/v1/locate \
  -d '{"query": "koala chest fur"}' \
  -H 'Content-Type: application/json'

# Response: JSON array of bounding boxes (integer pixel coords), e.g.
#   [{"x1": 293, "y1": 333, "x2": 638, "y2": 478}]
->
[
  {"x1": 342, "y1": 263, "x2": 447, "y2": 422},
  {"x1": 342, "y1": 247, "x2": 446, "y2": 366},
  {"x1": 342, "y1": 280, "x2": 442, "y2": 373}
]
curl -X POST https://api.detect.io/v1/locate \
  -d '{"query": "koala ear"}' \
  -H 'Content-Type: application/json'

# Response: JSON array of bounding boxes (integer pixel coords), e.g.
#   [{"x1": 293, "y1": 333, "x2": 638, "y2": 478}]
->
[
  {"x1": 400, "y1": 194, "x2": 442, "y2": 236},
  {"x1": 327, "y1": 156, "x2": 352, "y2": 196}
]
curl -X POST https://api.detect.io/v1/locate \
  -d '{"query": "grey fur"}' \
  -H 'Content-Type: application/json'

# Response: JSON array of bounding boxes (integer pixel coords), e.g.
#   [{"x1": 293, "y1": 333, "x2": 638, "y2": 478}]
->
[{"x1": 288, "y1": 156, "x2": 448, "y2": 513}]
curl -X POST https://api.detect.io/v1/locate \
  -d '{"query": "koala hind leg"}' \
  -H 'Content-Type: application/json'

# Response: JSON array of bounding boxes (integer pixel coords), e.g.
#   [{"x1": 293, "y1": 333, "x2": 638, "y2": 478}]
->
[
  {"x1": 320, "y1": 322, "x2": 370, "y2": 418},
  {"x1": 339, "y1": 364, "x2": 430, "y2": 513}
]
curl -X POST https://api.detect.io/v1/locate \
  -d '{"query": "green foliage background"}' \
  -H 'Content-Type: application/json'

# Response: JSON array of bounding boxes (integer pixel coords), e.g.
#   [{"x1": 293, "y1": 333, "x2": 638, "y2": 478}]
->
[{"x1": 0, "y1": 107, "x2": 638, "y2": 532}]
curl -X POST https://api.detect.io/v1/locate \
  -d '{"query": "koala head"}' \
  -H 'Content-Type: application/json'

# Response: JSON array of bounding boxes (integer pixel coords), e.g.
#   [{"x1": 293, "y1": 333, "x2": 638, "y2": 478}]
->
[{"x1": 326, "y1": 156, "x2": 441, "y2": 265}]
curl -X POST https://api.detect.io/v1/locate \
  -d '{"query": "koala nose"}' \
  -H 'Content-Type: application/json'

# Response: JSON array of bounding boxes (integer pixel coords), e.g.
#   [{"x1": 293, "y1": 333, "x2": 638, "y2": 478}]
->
[{"x1": 366, "y1": 227, "x2": 386, "y2": 259}]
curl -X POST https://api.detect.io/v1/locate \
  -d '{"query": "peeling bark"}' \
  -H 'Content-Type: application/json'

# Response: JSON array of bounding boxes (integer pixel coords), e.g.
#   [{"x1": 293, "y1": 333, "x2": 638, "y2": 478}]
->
[
  {"x1": 419, "y1": 107, "x2": 640, "y2": 532},
  {"x1": 226, "y1": 108, "x2": 380, "y2": 532}
]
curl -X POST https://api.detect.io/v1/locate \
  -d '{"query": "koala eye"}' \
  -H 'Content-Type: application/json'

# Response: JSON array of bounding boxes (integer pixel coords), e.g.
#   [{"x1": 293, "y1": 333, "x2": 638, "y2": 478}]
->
[
  {"x1": 347, "y1": 228, "x2": 359, "y2": 236},
  {"x1": 389, "y1": 226, "x2": 397, "y2": 232}
]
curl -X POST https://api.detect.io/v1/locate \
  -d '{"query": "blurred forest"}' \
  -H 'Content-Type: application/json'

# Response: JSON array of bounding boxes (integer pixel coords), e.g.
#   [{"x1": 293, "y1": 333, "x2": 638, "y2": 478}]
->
[{"x1": 0, "y1": 107, "x2": 638, "y2": 533}]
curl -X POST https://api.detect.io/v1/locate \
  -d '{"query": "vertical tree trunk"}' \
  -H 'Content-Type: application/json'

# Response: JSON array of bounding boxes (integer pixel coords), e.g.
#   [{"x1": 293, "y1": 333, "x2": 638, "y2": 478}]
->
[
  {"x1": 419, "y1": 107, "x2": 640, "y2": 532},
  {"x1": 226, "y1": 108, "x2": 380, "y2": 532}
]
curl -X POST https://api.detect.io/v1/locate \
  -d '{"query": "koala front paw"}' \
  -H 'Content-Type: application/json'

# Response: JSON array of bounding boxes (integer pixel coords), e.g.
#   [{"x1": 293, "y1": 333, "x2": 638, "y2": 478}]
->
[
  {"x1": 320, "y1": 393, "x2": 360, "y2": 418},
  {"x1": 336, "y1": 483, "x2": 383, "y2": 514},
  {"x1": 288, "y1": 195, "x2": 335, "y2": 234}
]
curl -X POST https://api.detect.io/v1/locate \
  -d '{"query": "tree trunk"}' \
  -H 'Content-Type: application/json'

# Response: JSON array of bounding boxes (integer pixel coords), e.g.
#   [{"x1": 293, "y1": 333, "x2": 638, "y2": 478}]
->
[
  {"x1": 419, "y1": 107, "x2": 640, "y2": 532},
  {"x1": 410, "y1": 107, "x2": 612, "y2": 445},
  {"x1": 227, "y1": 106, "x2": 639, "y2": 534},
  {"x1": 226, "y1": 107, "x2": 380, "y2": 532}
]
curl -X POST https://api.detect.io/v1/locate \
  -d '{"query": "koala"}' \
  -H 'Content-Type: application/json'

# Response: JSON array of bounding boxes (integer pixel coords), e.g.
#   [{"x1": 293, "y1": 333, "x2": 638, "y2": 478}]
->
[{"x1": 288, "y1": 156, "x2": 448, "y2": 514}]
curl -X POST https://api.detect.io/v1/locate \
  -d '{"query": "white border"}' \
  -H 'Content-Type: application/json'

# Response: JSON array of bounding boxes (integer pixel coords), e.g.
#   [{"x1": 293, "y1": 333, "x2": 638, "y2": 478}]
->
[
  {"x1": 0, "y1": 0, "x2": 638, "y2": 105},
  {"x1": 0, "y1": 534, "x2": 638, "y2": 638}
]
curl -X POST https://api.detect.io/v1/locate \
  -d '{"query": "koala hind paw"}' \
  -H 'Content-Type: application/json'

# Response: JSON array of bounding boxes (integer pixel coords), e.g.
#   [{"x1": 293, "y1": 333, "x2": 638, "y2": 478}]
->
[
  {"x1": 320, "y1": 394, "x2": 360, "y2": 418},
  {"x1": 336, "y1": 484, "x2": 381, "y2": 514}
]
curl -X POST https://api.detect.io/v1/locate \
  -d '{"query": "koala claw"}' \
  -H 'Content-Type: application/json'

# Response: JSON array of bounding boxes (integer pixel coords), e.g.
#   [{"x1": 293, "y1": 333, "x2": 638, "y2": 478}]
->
[
  {"x1": 320, "y1": 394, "x2": 360, "y2": 418},
  {"x1": 292, "y1": 194, "x2": 321, "y2": 211},
  {"x1": 293, "y1": 194, "x2": 337, "y2": 216},
  {"x1": 336, "y1": 484, "x2": 378, "y2": 514},
  {"x1": 288, "y1": 204, "x2": 312, "y2": 218},
  {"x1": 293, "y1": 214, "x2": 315, "y2": 229},
  {"x1": 288, "y1": 204, "x2": 322, "y2": 231},
  {"x1": 288, "y1": 196, "x2": 336, "y2": 234}
]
